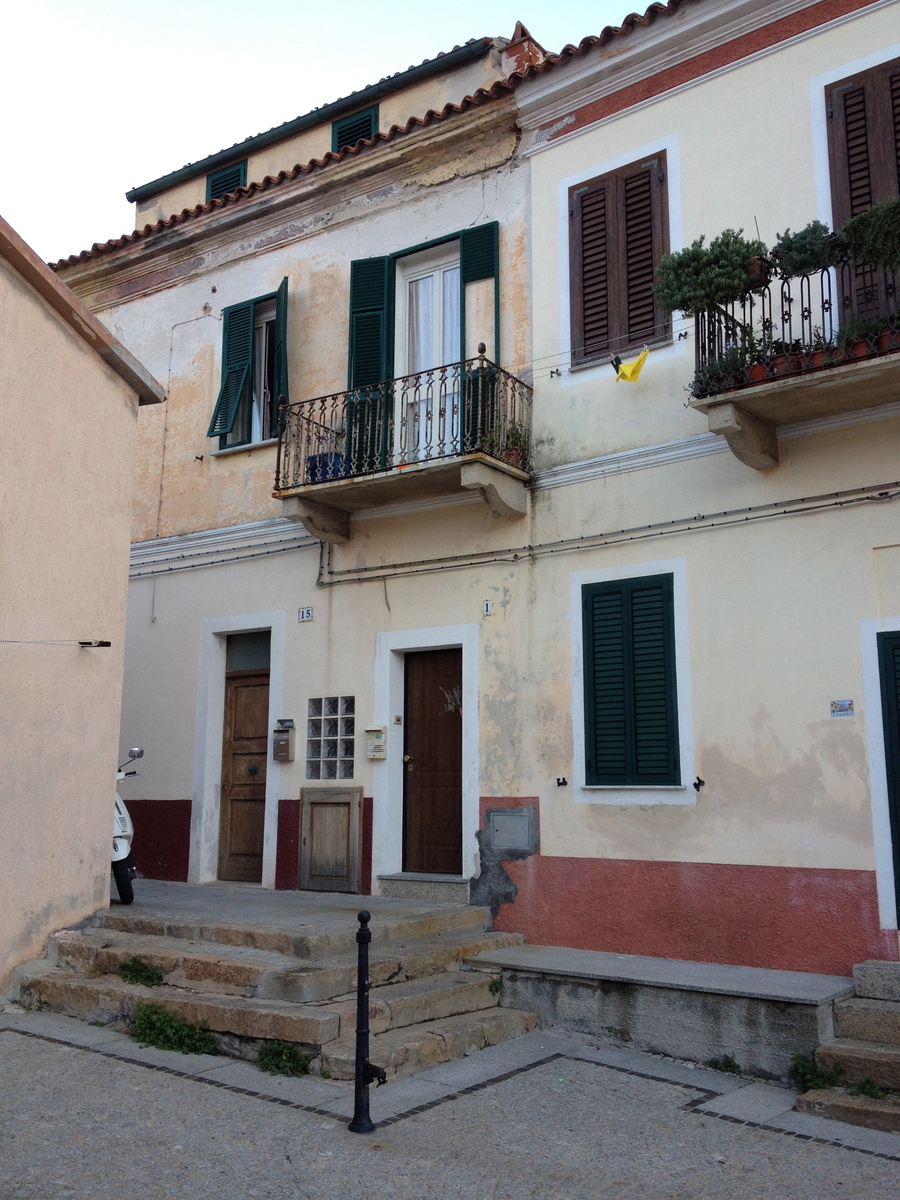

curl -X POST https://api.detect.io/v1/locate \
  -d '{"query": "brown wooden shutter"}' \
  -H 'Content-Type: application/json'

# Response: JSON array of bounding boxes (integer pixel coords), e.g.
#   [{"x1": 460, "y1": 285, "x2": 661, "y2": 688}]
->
[
  {"x1": 827, "y1": 56, "x2": 900, "y2": 228},
  {"x1": 570, "y1": 152, "x2": 668, "y2": 365}
]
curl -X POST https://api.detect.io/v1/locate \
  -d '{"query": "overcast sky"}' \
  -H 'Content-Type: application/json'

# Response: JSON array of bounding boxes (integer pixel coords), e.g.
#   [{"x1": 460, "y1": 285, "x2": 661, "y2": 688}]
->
[{"x1": 1, "y1": 0, "x2": 637, "y2": 262}]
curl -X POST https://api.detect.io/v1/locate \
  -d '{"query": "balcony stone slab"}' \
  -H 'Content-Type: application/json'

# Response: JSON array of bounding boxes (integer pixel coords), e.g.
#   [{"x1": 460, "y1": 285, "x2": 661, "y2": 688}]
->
[
  {"x1": 276, "y1": 453, "x2": 528, "y2": 542},
  {"x1": 692, "y1": 350, "x2": 900, "y2": 471}
]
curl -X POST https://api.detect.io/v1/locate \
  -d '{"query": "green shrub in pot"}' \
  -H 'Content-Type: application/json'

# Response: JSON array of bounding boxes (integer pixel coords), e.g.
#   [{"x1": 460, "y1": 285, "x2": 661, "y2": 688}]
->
[{"x1": 654, "y1": 228, "x2": 769, "y2": 316}]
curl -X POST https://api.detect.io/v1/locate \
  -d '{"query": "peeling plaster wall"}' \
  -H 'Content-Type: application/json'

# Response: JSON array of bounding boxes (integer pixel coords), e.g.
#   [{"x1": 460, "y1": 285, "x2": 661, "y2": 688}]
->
[{"x1": 0, "y1": 256, "x2": 139, "y2": 989}]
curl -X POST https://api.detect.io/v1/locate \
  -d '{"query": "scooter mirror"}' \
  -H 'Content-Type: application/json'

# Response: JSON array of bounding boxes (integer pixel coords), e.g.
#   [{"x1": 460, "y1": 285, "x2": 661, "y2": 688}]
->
[{"x1": 128, "y1": 748, "x2": 144, "y2": 760}]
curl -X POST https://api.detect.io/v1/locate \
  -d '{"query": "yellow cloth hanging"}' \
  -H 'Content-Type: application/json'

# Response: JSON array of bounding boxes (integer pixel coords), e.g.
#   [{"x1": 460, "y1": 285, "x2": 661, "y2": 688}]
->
[{"x1": 611, "y1": 346, "x2": 650, "y2": 383}]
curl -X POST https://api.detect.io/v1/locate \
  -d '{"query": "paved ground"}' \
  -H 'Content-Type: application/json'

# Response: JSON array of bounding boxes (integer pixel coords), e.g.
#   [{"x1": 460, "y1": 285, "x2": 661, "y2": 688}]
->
[{"x1": 2, "y1": 1009, "x2": 899, "y2": 1199}]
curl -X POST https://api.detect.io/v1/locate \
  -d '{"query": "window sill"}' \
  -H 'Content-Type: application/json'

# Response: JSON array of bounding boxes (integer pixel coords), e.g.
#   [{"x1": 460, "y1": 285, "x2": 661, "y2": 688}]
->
[
  {"x1": 569, "y1": 339, "x2": 673, "y2": 374},
  {"x1": 210, "y1": 438, "x2": 278, "y2": 459},
  {"x1": 576, "y1": 783, "x2": 694, "y2": 807}
]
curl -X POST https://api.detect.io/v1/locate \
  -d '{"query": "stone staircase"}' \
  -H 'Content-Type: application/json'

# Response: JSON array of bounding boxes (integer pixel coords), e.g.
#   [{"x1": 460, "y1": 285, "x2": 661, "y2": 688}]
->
[
  {"x1": 797, "y1": 959, "x2": 900, "y2": 1132},
  {"x1": 14, "y1": 901, "x2": 534, "y2": 1081}
]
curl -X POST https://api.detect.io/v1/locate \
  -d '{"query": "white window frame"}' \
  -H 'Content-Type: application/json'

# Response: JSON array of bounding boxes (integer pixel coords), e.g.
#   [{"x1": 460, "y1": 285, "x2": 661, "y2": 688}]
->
[{"x1": 570, "y1": 556, "x2": 695, "y2": 805}]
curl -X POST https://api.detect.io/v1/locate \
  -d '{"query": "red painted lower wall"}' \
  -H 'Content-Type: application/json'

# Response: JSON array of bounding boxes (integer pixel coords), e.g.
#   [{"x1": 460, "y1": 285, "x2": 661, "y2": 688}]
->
[
  {"x1": 127, "y1": 799, "x2": 191, "y2": 882},
  {"x1": 495, "y1": 853, "x2": 898, "y2": 977}
]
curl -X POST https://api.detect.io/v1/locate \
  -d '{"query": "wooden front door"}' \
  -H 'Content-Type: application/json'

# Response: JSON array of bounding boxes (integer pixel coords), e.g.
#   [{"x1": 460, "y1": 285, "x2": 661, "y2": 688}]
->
[
  {"x1": 299, "y1": 788, "x2": 362, "y2": 893},
  {"x1": 403, "y1": 648, "x2": 462, "y2": 874},
  {"x1": 219, "y1": 669, "x2": 269, "y2": 882}
]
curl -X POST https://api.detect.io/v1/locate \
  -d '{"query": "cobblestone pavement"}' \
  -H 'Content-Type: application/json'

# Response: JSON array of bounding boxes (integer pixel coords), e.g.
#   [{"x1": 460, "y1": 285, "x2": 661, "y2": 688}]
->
[{"x1": 2, "y1": 1021, "x2": 899, "y2": 1200}]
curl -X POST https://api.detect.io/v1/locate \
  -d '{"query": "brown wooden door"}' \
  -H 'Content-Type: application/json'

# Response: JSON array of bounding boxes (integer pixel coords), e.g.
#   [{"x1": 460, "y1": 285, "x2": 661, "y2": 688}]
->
[
  {"x1": 219, "y1": 669, "x2": 269, "y2": 882},
  {"x1": 403, "y1": 649, "x2": 462, "y2": 874}
]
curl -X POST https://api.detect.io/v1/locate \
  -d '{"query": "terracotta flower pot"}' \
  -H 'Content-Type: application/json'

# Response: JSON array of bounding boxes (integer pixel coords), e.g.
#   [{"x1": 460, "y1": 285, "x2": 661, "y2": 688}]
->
[
  {"x1": 878, "y1": 327, "x2": 897, "y2": 354},
  {"x1": 746, "y1": 363, "x2": 768, "y2": 383}
]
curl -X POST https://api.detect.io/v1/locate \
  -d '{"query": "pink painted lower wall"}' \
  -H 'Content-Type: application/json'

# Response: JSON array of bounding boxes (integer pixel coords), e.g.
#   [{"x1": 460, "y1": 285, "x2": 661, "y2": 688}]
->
[
  {"x1": 479, "y1": 797, "x2": 897, "y2": 976},
  {"x1": 496, "y1": 854, "x2": 898, "y2": 977},
  {"x1": 127, "y1": 800, "x2": 191, "y2": 882}
]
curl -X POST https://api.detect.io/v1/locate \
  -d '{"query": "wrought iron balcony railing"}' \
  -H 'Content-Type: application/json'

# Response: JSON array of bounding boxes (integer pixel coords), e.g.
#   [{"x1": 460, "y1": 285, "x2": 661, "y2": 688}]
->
[
  {"x1": 275, "y1": 350, "x2": 533, "y2": 492},
  {"x1": 693, "y1": 261, "x2": 899, "y2": 399}
]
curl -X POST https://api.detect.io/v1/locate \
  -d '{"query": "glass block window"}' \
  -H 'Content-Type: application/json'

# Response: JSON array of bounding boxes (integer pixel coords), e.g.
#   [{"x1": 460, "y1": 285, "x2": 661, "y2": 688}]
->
[{"x1": 306, "y1": 696, "x2": 355, "y2": 779}]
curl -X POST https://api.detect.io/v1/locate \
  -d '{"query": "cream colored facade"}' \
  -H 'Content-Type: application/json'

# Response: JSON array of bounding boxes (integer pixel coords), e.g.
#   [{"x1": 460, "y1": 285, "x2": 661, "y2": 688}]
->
[
  {"x1": 55, "y1": 2, "x2": 900, "y2": 976},
  {"x1": 0, "y1": 217, "x2": 163, "y2": 990}
]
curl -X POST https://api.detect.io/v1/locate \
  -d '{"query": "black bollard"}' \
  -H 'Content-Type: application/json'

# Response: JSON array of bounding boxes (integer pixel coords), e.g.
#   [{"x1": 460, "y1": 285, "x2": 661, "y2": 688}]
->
[{"x1": 348, "y1": 910, "x2": 375, "y2": 1133}]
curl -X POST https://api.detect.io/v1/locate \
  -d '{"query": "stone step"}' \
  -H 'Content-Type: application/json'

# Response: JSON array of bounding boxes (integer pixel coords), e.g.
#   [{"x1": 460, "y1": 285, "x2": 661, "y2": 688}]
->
[
  {"x1": 377, "y1": 874, "x2": 470, "y2": 904},
  {"x1": 51, "y1": 927, "x2": 523, "y2": 1003},
  {"x1": 92, "y1": 901, "x2": 488, "y2": 960},
  {"x1": 816, "y1": 1038, "x2": 900, "y2": 1090},
  {"x1": 795, "y1": 1087, "x2": 900, "y2": 1134},
  {"x1": 834, "y1": 997, "x2": 900, "y2": 1046},
  {"x1": 320, "y1": 1006, "x2": 536, "y2": 1081},
  {"x1": 18, "y1": 969, "x2": 340, "y2": 1047},
  {"x1": 318, "y1": 970, "x2": 500, "y2": 1036},
  {"x1": 852, "y1": 960, "x2": 900, "y2": 1001}
]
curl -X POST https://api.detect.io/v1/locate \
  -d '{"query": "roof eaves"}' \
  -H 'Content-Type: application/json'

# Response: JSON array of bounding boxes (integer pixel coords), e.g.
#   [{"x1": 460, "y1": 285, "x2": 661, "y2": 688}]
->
[
  {"x1": 0, "y1": 214, "x2": 165, "y2": 405},
  {"x1": 52, "y1": 80, "x2": 515, "y2": 272},
  {"x1": 125, "y1": 37, "x2": 495, "y2": 204}
]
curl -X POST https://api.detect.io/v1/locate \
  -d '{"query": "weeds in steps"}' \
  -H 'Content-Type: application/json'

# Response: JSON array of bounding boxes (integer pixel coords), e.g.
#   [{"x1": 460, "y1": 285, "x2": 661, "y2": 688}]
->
[{"x1": 131, "y1": 1003, "x2": 217, "y2": 1055}]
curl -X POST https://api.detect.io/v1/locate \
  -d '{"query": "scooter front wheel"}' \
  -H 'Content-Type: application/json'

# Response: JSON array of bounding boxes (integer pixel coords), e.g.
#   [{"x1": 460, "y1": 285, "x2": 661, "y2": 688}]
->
[{"x1": 112, "y1": 858, "x2": 134, "y2": 905}]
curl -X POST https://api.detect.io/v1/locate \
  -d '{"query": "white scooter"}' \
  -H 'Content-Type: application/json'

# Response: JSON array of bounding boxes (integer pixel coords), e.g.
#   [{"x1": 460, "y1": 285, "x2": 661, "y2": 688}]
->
[{"x1": 112, "y1": 748, "x2": 142, "y2": 905}]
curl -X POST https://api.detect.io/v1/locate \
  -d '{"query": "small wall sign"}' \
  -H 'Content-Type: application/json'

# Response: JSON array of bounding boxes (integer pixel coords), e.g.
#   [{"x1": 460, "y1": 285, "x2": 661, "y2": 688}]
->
[
  {"x1": 831, "y1": 700, "x2": 854, "y2": 718},
  {"x1": 298, "y1": 606, "x2": 313, "y2": 623}
]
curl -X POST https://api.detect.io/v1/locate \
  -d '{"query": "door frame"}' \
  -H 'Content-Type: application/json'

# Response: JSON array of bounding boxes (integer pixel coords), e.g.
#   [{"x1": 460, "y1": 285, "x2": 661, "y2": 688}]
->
[
  {"x1": 861, "y1": 615, "x2": 900, "y2": 930},
  {"x1": 373, "y1": 624, "x2": 479, "y2": 883},
  {"x1": 189, "y1": 609, "x2": 285, "y2": 888}
]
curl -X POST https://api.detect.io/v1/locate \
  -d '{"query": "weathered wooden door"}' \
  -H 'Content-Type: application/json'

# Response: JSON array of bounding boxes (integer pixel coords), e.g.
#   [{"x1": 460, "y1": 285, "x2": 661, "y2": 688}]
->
[
  {"x1": 299, "y1": 788, "x2": 362, "y2": 892},
  {"x1": 403, "y1": 648, "x2": 462, "y2": 874},
  {"x1": 218, "y1": 669, "x2": 269, "y2": 882}
]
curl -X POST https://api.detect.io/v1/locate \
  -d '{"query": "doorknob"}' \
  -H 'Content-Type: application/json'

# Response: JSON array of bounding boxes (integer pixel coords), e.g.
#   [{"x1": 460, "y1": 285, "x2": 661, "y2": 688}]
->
[{"x1": 403, "y1": 754, "x2": 412, "y2": 762}]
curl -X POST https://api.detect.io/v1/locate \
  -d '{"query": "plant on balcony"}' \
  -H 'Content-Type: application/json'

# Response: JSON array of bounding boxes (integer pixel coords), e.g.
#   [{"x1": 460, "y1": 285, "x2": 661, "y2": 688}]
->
[
  {"x1": 770, "y1": 221, "x2": 842, "y2": 278},
  {"x1": 843, "y1": 196, "x2": 900, "y2": 271},
  {"x1": 654, "y1": 228, "x2": 769, "y2": 316}
]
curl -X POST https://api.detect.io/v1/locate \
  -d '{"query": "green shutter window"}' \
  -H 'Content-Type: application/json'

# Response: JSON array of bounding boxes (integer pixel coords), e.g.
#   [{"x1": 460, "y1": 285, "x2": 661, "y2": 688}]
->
[
  {"x1": 207, "y1": 300, "x2": 254, "y2": 437},
  {"x1": 582, "y1": 574, "x2": 680, "y2": 786},
  {"x1": 206, "y1": 160, "x2": 248, "y2": 203},
  {"x1": 332, "y1": 105, "x2": 379, "y2": 153},
  {"x1": 460, "y1": 222, "x2": 499, "y2": 362},
  {"x1": 346, "y1": 257, "x2": 392, "y2": 472},
  {"x1": 274, "y1": 276, "x2": 289, "y2": 421}
]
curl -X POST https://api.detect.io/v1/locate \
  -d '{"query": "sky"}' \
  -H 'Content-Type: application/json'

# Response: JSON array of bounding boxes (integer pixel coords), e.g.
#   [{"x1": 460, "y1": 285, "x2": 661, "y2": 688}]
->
[{"x1": 1, "y1": 0, "x2": 638, "y2": 262}]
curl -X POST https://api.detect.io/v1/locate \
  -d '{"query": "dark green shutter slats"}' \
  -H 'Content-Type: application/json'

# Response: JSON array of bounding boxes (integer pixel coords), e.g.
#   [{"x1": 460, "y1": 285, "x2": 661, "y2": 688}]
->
[
  {"x1": 583, "y1": 575, "x2": 679, "y2": 786},
  {"x1": 206, "y1": 160, "x2": 247, "y2": 203},
  {"x1": 348, "y1": 258, "x2": 392, "y2": 387},
  {"x1": 460, "y1": 221, "x2": 499, "y2": 362},
  {"x1": 332, "y1": 105, "x2": 378, "y2": 153},
  {"x1": 347, "y1": 257, "x2": 392, "y2": 471},
  {"x1": 877, "y1": 632, "x2": 900, "y2": 921},
  {"x1": 274, "y1": 277, "x2": 289, "y2": 418},
  {"x1": 207, "y1": 301, "x2": 254, "y2": 437}
]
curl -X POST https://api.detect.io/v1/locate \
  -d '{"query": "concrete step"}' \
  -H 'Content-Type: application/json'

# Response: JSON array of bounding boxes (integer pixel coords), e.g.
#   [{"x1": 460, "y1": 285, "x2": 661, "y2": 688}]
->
[
  {"x1": 816, "y1": 1038, "x2": 900, "y2": 1090},
  {"x1": 18, "y1": 969, "x2": 339, "y2": 1047},
  {"x1": 320, "y1": 1006, "x2": 536, "y2": 1081},
  {"x1": 318, "y1": 971, "x2": 500, "y2": 1036},
  {"x1": 852, "y1": 960, "x2": 900, "y2": 1001},
  {"x1": 50, "y1": 927, "x2": 523, "y2": 1004},
  {"x1": 466, "y1": 943, "x2": 853, "y2": 1080},
  {"x1": 795, "y1": 1086, "x2": 900, "y2": 1133},
  {"x1": 92, "y1": 901, "x2": 488, "y2": 960},
  {"x1": 835, "y1": 997, "x2": 900, "y2": 1045},
  {"x1": 378, "y1": 874, "x2": 470, "y2": 904}
]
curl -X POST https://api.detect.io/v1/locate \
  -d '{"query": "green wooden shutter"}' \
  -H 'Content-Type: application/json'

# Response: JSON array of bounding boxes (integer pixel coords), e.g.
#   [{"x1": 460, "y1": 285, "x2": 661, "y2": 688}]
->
[
  {"x1": 877, "y1": 631, "x2": 900, "y2": 921},
  {"x1": 207, "y1": 300, "x2": 254, "y2": 437},
  {"x1": 206, "y1": 160, "x2": 247, "y2": 203},
  {"x1": 274, "y1": 277, "x2": 289, "y2": 424},
  {"x1": 583, "y1": 574, "x2": 679, "y2": 786},
  {"x1": 346, "y1": 257, "x2": 393, "y2": 472},
  {"x1": 332, "y1": 105, "x2": 379, "y2": 153},
  {"x1": 460, "y1": 222, "x2": 499, "y2": 362}
]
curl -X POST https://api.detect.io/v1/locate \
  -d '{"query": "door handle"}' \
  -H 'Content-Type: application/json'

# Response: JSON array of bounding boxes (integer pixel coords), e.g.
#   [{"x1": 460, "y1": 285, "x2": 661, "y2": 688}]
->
[{"x1": 403, "y1": 755, "x2": 412, "y2": 762}]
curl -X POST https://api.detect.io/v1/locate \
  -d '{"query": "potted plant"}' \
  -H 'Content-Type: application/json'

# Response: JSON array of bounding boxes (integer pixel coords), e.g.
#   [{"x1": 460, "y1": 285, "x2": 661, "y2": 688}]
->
[
  {"x1": 654, "y1": 228, "x2": 769, "y2": 316},
  {"x1": 843, "y1": 196, "x2": 900, "y2": 273},
  {"x1": 501, "y1": 420, "x2": 530, "y2": 470},
  {"x1": 770, "y1": 221, "x2": 841, "y2": 278},
  {"x1": 837, "y1": 314, "x2": 874, "y2": 361}
]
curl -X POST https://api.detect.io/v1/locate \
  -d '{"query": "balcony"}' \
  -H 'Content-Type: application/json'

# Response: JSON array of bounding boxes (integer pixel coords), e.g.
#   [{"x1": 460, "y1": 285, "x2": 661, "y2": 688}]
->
[
  {"x1": 689, "y1": 262, "x2": 900, "y2": 469},
  {"x1": 274, "y1": 350, "x2": 533, "y2": 541}
]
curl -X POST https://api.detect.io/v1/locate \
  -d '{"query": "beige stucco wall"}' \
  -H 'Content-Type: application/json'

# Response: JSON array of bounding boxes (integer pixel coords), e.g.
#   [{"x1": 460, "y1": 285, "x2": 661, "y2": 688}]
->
[{"x1": 0, "y1": 255, "x2": 139, "y2": 989}]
